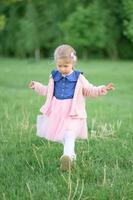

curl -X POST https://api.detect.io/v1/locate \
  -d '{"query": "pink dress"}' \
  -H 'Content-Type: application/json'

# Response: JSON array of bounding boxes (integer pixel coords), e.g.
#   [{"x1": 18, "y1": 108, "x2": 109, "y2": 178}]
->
[{"x1": 36, "y1": 96, "x2": 88, "y2": 144}]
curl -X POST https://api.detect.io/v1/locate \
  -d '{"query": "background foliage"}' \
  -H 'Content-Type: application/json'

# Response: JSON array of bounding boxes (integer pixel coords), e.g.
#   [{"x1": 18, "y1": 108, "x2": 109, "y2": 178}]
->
[{"x1": 0, "y1": 0, "x2": 133, "y2": 59}]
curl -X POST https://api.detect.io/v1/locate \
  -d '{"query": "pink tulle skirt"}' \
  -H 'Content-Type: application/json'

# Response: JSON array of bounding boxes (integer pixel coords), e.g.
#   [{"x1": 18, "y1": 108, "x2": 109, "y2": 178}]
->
[{"x1": 36, "y1": 96, "x2": 88, "y2": 144}]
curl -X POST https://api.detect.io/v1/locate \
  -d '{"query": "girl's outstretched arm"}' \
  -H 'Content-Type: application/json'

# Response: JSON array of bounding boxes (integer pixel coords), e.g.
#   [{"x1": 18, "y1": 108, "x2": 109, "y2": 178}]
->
[
  {"x1": 81, "y1": 75, "x2": 115, "y2": 97},
  {"x1": 28, "y1": 81, "x2": 48, "y2": 96}
]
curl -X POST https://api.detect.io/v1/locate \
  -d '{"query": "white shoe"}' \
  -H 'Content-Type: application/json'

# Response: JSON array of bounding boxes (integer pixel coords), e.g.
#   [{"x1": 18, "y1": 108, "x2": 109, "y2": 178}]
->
[
  {"x1": 60, "y1": 154, "x2": 76, "y2": 161},
  {"x1": 60, "y1": 155, "x2": 75, "y2": 171}
]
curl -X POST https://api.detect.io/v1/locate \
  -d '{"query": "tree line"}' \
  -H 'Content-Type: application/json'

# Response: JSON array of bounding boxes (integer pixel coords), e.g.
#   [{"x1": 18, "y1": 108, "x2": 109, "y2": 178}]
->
[{"x1": 0, "y1": 0, "x2": 133, "y2": 60}]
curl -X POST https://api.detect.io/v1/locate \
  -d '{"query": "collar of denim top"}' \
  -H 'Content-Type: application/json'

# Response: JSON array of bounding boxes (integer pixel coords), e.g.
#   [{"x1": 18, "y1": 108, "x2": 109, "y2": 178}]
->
[{"x1": 51, "y1": 69, "x2": 83, "y2": 82}]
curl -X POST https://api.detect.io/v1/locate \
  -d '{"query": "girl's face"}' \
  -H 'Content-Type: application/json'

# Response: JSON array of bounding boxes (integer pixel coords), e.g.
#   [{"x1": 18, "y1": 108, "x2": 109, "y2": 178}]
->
[{"x1": 56, "y1": 59, "x2": 74, "y2": 75}]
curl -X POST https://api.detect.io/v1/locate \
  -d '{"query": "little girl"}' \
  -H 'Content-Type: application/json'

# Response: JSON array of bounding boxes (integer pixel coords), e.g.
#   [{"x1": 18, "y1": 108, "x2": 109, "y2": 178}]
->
[{"x1": 28, "y1": 44, "x2": 115, "y2": 171}]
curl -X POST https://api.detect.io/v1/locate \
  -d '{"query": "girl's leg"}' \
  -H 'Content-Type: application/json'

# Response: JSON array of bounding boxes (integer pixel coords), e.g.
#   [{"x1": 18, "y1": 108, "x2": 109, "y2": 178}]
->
[
  {"x1": 63, "y1": 137, "x2": 76, "y2": 160},
  {"x1": 60, "y1": 131, "x2": 76, "y2": 171},
  {"x1": 62, "y1": 130, "x2": 76, "y2": 161}
]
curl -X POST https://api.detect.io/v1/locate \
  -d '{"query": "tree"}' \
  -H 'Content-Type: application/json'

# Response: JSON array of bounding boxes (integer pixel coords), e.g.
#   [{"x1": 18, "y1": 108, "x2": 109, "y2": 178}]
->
[
  {"x1": 16, "y1": 2, "x2": 40, "y2": 60},
  {"x1": 59, "y1": 2, "x2": 109, "y2": 58},
  {"x1": 122, "y1": 0, "x2": 133, "y2": 42}
]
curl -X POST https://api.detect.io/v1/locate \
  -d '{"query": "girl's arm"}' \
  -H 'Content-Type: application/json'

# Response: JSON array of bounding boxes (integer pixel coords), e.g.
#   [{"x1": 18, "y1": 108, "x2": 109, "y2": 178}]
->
[
  {"x1": 28, "y1": 81, "x2": 48, "y2": 96},
  {"x1": 81, "y1": 75, "x2": 115, "y2": 97}
]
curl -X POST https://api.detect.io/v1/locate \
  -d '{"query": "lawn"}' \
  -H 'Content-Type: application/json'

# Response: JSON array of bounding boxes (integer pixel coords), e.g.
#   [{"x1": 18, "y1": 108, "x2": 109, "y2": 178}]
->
[{"x1": 0, "y1": 57, "x2": 132, "y2": 199}]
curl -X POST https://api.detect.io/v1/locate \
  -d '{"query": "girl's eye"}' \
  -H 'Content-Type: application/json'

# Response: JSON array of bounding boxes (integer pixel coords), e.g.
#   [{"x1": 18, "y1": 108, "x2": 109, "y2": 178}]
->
[{"x1": 58, "y1": 65, "x2": 68, "y2": 68}]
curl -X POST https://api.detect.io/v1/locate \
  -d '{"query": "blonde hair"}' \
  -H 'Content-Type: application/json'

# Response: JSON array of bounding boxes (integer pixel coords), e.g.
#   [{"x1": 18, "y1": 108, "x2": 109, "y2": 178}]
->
[{"x1": 54, "y1": 44, "x2": 77, "y2": 64}]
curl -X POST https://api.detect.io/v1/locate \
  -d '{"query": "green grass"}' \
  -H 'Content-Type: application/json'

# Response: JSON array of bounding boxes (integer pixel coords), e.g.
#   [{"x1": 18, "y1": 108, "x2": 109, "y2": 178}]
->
[{"x1": 0, "y1": 57, "x2": 133, "y2": 200}]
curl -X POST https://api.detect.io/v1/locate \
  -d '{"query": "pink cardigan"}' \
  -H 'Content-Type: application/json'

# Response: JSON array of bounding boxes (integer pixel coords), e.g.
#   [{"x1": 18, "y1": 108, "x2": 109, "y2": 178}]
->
[{"x1": 33, "y1": 74, "x2": 108, "y2": 118}]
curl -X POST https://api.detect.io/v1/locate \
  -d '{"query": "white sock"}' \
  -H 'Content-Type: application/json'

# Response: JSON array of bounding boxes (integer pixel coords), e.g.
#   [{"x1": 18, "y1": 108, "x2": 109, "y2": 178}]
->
[{"x1": 63, "y1": 132, "x2": 76, "y2": 160}]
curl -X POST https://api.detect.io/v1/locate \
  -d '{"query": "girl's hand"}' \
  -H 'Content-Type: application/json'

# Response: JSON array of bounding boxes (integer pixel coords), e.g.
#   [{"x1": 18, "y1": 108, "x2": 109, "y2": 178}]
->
[
  {"x1": 28, "y1": 81, "x2": 35, "y2": 89},
  {"x1": 105, "y1": 83, "x2": 115, "y2": 91}
]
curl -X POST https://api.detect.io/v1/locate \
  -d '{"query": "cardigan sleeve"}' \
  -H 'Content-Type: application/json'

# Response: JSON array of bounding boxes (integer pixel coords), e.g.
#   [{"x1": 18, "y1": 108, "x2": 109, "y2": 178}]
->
[
  {"x1": 31, "y1": 81, "x2": 48, "y2": 96},
  {"x1": 81, "y1": 74, "x2": 108, "y2": 97}
]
